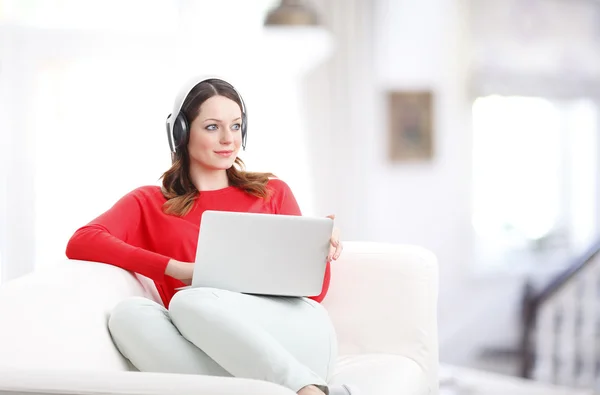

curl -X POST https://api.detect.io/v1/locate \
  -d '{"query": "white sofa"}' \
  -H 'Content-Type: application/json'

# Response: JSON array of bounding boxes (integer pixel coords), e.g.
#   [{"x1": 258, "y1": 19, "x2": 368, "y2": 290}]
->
[{"x1": 0, "y1": 241, "x2": 439, "y2": 395}]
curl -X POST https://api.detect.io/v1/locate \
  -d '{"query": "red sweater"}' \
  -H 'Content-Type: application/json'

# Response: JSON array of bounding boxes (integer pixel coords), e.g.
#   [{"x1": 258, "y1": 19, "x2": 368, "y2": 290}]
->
[{"x1": 65, "y1": 179, "x2": 330, "y2": 308}]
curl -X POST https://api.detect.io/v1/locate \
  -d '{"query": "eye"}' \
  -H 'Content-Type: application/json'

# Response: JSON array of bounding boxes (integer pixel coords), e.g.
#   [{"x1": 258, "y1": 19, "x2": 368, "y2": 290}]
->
[
  {"x1": 205, "y1": 124, "x2": 218, "y2": 131},
  {"x1": 231, "y1": 123, "x2": 241, "y2": 131}
]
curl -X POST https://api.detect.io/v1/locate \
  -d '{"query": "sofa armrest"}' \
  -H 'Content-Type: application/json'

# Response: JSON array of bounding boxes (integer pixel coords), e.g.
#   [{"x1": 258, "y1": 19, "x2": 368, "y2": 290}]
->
[
  {"x1": 0, "y1": 368, "x2": 293, "y2": 395},
  {"x1": 323, "y1": 241, "x2": 439, "y2": 393},
  {"x1": 0, "y1": 259, "x2": 159, "y2": 370}
]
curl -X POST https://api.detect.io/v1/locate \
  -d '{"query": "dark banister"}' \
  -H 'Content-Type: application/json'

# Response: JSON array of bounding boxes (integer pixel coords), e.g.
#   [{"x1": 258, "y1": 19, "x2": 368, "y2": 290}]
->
[
  {"x1": 535, "y1": 240, "x2": 600, "y2": 305},
  {"x1": 519, "y1": 239, "x2": 600, "y2": 378},
  {"x1": 519, "y1": 281, "x2": 538, "y2": 378}
]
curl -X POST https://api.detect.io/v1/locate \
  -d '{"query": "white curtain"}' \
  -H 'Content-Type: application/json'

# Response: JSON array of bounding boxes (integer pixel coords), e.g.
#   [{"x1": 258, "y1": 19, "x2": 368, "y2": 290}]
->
[{"x1": 303, "y1": 0, "x2": 376, "y2": 240}]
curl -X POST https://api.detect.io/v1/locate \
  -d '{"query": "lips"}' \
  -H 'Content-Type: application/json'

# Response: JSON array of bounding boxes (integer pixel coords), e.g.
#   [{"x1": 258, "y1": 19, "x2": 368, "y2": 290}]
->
[{"x1": 215, "y1": 150, "x2": 234, "y2": 157}]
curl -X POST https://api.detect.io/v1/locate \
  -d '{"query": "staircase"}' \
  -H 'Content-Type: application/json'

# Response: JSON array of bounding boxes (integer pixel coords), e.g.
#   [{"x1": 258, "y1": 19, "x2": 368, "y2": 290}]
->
[{"x1": 520, "y1": 240, "x2": 600, "y2": 390}]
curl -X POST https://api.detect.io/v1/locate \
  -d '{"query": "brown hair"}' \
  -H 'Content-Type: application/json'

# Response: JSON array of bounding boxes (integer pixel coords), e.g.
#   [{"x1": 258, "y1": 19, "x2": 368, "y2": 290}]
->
[{"x1": 161, "y1": 79, "x2": 274, "y2": 216}]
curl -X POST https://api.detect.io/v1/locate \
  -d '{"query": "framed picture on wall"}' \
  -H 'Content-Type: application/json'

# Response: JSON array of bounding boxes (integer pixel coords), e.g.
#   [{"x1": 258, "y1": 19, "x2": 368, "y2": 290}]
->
[{"x1": 388, "y1": 91, "x2": 434, "y2": 162}]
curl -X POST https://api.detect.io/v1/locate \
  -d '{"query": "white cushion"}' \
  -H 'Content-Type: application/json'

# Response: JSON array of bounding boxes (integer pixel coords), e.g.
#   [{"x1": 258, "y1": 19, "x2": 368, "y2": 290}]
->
[
  {"x1": 324, "y1": 242, "x2": 438, "y2": 392},
  {"x1": 330, "y1": 354, "x2": 428, "y2": 395}
]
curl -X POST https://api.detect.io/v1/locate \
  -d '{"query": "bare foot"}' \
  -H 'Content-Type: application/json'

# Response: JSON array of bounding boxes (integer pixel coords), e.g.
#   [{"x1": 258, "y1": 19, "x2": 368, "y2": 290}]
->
[{"x1": 297, "y1": 384, "x2": 326, "y2": 395}]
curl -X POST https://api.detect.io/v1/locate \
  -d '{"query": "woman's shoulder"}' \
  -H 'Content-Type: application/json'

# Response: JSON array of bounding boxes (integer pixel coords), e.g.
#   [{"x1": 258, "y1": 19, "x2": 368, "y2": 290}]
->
[
  {"x1": 264, "y1": 177, "x2": 300, "y2": 214},
  {"x1": 265, "y1": 177, "x2": 295, "y2": 199},
  {"x1": 266, "y1": 177, "x2": 292, "y2": 193}
]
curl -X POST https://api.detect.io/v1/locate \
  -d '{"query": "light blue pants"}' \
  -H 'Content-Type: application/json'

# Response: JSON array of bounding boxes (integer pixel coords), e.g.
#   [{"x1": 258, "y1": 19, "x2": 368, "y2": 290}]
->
[{"x1": 108, "y1": 288, "x2": 338, "y2": 393}]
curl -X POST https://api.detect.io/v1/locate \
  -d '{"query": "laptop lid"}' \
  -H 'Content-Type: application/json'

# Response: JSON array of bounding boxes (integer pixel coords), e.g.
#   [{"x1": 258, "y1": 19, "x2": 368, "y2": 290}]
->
[{"x1": 191, "y1": 210, "x2": 333, "y2": 297}]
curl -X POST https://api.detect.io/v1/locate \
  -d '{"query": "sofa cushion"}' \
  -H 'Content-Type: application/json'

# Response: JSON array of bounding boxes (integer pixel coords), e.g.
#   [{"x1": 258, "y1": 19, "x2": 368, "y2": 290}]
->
[{"x1": 329, "y1": 354, "x2": 428, "y2": 395}]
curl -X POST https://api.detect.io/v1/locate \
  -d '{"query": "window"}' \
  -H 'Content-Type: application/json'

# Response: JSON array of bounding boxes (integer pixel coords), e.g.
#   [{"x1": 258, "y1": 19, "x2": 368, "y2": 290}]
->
[{"x1": 472, "y1": 96, "x2": 598, "y2": 272}]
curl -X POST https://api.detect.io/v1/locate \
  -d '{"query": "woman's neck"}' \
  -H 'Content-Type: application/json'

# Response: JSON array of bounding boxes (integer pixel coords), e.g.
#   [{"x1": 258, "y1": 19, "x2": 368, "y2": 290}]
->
[{"x1": 189, "y1": 164, "x2": 229, "y2": 192}]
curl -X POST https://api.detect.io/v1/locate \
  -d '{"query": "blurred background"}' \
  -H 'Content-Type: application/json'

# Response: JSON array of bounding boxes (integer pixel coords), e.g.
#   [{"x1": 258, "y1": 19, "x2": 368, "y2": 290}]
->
[{"x1": 1, "y1": 0, "x2": 599, "y2": 392}]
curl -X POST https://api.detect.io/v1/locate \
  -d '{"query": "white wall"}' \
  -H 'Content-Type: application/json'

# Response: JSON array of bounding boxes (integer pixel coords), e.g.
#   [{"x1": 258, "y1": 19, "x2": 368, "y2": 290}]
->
[
  {"x1": 370, "y1": 0, "x2": 472, "y2": 301},
  {"x1": 302, "y1": 0, "x2": 477, "y2": 363},
  {"x1": 368, "y1": 0, "x2": 480, "y2": 361},
  {"x1": 0, "y1": 28, "x2": 37, "y2": 281}
]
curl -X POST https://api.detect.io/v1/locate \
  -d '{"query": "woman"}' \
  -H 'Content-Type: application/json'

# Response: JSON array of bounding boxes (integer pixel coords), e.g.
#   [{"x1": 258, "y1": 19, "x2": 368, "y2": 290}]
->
[{"x1": 65, "y1": 77, "x2": 357, "y2": 395}]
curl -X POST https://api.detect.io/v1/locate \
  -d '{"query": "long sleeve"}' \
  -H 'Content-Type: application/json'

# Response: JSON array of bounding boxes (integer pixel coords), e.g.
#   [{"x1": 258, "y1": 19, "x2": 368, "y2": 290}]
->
[
  {"x1": 65, "y1": 189, "x2": 170, "y2": 282},
  {"x1": 271, "y1": 179, "x2": 331, "y2": 303}
]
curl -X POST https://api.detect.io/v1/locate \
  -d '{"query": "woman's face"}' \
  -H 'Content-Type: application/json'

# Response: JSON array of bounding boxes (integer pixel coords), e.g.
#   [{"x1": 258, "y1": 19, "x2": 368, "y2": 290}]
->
[{"x1": 187, "y1": 95, "x2": 243, "y2": 171}]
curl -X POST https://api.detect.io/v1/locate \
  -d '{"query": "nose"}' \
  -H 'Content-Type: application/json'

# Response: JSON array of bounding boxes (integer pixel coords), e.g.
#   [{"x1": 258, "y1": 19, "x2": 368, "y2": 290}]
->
[{"x1": 219, "y1": 129, "x2": 233, "y2": 145}]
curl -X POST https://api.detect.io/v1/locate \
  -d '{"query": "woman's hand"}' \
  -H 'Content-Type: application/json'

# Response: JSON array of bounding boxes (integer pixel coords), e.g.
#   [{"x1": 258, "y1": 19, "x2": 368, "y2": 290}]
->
[
  {"x1": 165, "y1": 259, "x2": 195, "y2": 285},
  {"x1": 326, "y1": 214, "x2": 343, "y2": 261}
]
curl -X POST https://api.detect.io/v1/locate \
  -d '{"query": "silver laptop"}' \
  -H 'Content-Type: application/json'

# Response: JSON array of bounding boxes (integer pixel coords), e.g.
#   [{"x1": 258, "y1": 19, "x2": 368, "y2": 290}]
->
[{"x1": 180, "y1": 210, "x2": 333, "y2": 297}]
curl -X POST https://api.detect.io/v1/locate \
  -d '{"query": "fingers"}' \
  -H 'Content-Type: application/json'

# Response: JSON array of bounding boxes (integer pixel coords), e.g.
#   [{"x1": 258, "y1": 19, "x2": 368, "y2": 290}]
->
[
  {"x1": 328, "y1": 228, "x2": 342, "y2": 261},
  {"x1": 330, "y1": 227, "x2": 340, "y2": 247},
  {"x1": 327, "y1": 244, "x2": 336, "y2": 262},
  {"x1": 333, "y1": 241, "x2": 343, "y2": 260},
  {"x1": 326, "y1": 215, "x2": 342, "y2": 261},
  {"x1": 327, "y1": 241, "x2": 343, "y2": 261}
]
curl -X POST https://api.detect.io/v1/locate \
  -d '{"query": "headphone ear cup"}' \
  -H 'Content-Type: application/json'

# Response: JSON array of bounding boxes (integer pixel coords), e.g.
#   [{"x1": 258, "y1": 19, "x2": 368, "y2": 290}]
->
[
  {"x1": 173, "y1": 112, "x2": 189, "y2": 152},
  {"x1": 241, "y1": 112, "x2": 248, "y2": 149}
]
